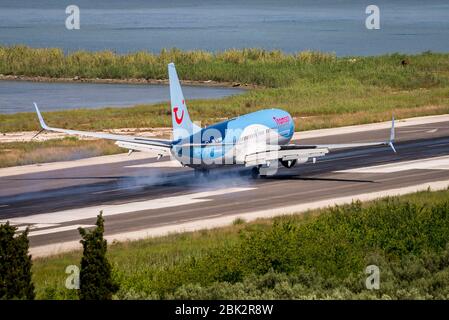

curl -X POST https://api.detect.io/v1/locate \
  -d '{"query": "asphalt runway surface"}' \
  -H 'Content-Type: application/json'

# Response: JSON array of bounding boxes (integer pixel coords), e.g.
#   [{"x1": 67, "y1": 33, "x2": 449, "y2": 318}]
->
[{"x1": 1, "y1": 120, "x2": 449, "y2": 250}]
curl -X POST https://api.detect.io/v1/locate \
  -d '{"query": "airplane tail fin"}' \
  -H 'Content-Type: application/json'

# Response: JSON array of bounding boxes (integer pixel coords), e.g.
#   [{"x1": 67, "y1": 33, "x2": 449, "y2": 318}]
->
[{"x1": 168, "y1": 63, "x2": 199, "y2": 141}]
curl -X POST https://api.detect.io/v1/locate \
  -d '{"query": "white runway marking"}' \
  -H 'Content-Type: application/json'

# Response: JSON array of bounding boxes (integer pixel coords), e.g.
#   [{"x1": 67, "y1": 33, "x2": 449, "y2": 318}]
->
[
  {"x1": 125, "y1": 160, "x2": 183, "y2": 168},
  {"x1": 426, "y1": 142, "x2": 448, "y2": 148},
  {"x1": 0, "y1": 204, "x2": 9, "y2": 208},
  {"x1": 15, "y1": 223, "x2": 58, "y2": 232},
  {"x1": 2, "y1": 187, "x2": 255, "y2": 226},
  {"x1": 28, "y1": 225, "x2": 94, "y2": 237},
  {"x1": 337, "y1": 155, "x2": 449, "y2": 173}
]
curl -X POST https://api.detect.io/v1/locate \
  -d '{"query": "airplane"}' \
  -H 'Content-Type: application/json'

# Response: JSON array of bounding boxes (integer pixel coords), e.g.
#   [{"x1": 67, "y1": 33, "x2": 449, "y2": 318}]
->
[{"x1": 33, "y1": 62, "x2": 396, "y2": 178}]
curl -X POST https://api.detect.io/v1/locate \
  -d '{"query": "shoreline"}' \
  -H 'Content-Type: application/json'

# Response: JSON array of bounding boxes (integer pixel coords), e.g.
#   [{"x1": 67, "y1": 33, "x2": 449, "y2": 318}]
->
[
  {"x1": 0, "y1": 127, "x2": 172, "y2": 143},
  {"x1": 0, "y1": 74, "x2": 256, "y2": 89}
]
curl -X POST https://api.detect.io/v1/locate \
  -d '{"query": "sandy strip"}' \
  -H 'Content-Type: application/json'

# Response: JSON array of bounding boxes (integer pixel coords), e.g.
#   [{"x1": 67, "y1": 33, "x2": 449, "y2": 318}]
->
[
  {"x1": 0, "y1": 127, "x2": 170, "y2": 143},
  {"x1": 293, "y1": 114, "x2": 449, "y2": 139},
  {"x1": 29, "y1": 179, "x2": 449, "y2": 258}
]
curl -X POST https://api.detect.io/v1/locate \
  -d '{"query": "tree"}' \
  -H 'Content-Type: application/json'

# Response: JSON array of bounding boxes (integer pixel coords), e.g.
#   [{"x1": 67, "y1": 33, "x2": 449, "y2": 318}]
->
[
  {"x1": 78, "y1": 212, "x2": 119, "y2": 300},
  {"x1": 0, "y1": 222, "x2": 35, "y2": 300}
]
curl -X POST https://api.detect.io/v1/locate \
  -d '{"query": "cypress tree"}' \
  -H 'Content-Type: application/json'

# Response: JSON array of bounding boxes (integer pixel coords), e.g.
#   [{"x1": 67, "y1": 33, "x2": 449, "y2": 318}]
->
[
  {"x1": 0, "y1": 222, "x2": 35, "y2": 300},
  {"x1": 78, "y1": 212, "x2": 119, "y2": 300}
]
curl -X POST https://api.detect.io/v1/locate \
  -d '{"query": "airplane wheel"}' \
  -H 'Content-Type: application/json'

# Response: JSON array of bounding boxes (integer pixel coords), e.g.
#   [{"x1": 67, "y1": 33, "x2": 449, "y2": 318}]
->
[{"x1": 251, "y1": 167, "x2": 260, "y2": 179}]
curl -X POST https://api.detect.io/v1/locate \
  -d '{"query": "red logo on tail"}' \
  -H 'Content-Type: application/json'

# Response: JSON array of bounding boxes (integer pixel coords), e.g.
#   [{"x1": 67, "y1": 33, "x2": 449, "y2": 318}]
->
[{"x1": 173, "y1": 107, "x2": 184, "y2": 125}]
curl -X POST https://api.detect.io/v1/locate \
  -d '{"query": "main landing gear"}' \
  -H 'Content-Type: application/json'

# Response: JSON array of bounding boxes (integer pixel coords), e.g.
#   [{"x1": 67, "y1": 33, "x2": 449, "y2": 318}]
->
[
  {"x1": 251, "y1": 166, "x2": 261, "y2": 179},
  {"x1": 250, "y1": 166, "x2": 271, "y2": 179},
  {"x1": 251, "y1": 163, "x2": 279, "y2": 179}
]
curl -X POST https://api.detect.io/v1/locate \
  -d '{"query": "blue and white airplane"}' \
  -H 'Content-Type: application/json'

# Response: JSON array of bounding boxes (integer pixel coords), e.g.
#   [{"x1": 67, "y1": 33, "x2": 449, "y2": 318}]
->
[{"x1": 34, "y1": 63, "x2": 396, "y2": 178}]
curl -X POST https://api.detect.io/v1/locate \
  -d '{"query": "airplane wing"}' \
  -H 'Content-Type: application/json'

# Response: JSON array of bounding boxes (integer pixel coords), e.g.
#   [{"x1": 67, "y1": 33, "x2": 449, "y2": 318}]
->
[
  {"x1": 34, "y1": 103, "x2": 172, "y2": 155},
  {"x1": 244, "y1": 145, "x2": 330, "y2": 167},
  {"x1": 244, "y1": 117, "x2": 396, "y2": 167}
]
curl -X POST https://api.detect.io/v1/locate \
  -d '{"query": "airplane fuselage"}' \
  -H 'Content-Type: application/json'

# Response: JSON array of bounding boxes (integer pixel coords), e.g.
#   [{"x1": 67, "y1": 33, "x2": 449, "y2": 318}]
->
[{"x1": 171, "y1": 108, "x2": 295, "y2": 168}]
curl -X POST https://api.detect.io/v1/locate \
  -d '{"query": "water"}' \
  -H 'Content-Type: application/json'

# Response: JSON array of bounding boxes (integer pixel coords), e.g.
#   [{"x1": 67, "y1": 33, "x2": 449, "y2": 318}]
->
[
  {"x1": 0, "y1": 0, "x2": 448, "y2": 56},
  {"x1": 0, "y1": 81, "x2": 244, "y2": 114}
]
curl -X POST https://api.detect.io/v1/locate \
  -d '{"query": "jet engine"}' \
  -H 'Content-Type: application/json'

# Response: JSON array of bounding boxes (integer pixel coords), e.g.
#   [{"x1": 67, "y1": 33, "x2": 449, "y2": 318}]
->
[{"x1": 280, "y1": 159, "x2": 297, "y2": 168}]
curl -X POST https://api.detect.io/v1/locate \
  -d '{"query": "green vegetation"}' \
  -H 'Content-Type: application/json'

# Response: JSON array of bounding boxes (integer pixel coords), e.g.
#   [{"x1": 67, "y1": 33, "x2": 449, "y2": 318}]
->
[
  {"x1": 0, "y1": 223, "x2": 35, "y2": 300},
  {"x1": 32, "y1": 188, "x2": 449, "y2": 300},
  {"x1": 0, "y1": 46, "x2": 335, "y2": 86},
  {"x1": 1, "y1": 46, "x2": 449, "y2": 134},
  {"x1": 0, "y1": 137, "x2": 122, "y2": 168},
  {"x1": 78, "y1": 212, "x2": 119, "y2": 300}
]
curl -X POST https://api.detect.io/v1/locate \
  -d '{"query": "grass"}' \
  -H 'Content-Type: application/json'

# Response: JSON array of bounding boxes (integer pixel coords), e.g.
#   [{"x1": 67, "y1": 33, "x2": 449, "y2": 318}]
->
[
  {"x1": 31, "y1": 187, "x2": 449, "y2": 300},
  {"x1": 1, "y1": 47, "x2": 449, "y2": 134},
  {"x1": 0, "y1": 137, "x2": 123, "y2": 168},
  {"x1": 0, "y1": 46, "x2": 335, "y2": 86}
]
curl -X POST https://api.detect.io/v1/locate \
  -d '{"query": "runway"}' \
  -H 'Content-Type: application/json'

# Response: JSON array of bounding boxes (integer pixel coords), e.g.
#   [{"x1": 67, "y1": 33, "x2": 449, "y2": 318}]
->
[{"x1": 1, "y1": 117, "x2": 449, "y2": 257}]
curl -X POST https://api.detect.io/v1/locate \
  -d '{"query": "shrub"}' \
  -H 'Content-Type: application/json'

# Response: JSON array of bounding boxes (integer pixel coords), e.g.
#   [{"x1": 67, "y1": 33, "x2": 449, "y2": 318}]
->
[
  {"x1": 152, "y1": 196, "x2": 449, "y2": 298},
  {"x1": 78, "y1": 212, "x2": 119, "y2": 300},
  {"x1": 0, "y1": 222, "x2": 35, "y2": 299}
]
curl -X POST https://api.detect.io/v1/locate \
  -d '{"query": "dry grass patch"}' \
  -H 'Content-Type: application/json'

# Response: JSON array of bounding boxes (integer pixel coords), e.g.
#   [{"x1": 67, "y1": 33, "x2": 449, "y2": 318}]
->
[{"x1": 0, "y1": 137, "x2": 123, "y2": 168}]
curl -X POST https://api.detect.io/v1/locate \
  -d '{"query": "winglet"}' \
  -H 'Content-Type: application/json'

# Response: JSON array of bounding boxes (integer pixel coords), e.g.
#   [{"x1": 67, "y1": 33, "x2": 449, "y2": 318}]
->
[
  {"x1": 388, "y1": 116, "x2": 396, "y2": 153},
  {"x1": 34, "y1": 102, "x2": 49, "y2": 130}
]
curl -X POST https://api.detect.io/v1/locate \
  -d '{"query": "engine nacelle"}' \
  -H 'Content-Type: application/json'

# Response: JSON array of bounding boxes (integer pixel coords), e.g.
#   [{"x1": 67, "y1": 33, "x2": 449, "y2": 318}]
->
[
  {"x1": 280, "y1": 159, "x2": 297, "y2": 168},
  {"x1": 296, "y1": 157, "x2": 308, "y2": 164},
  {"x1": 279, "y1": 157, "x2": 309, "y2": 168}
]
